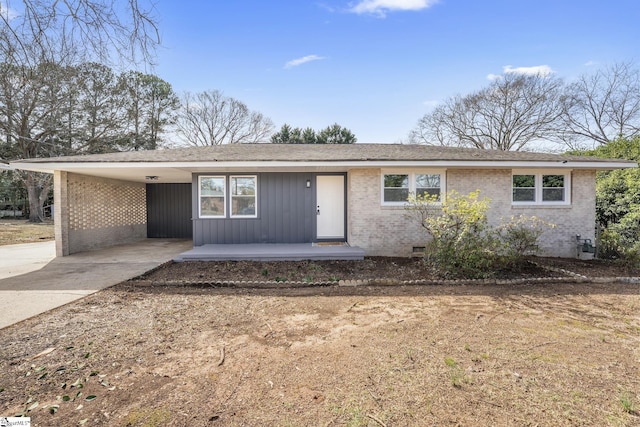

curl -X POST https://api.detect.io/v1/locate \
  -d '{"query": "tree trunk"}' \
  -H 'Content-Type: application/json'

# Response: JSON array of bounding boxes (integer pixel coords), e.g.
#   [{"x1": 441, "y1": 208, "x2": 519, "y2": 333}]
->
[{"x1": 22, "y1": 171, "x2": 52, "y2": 223}]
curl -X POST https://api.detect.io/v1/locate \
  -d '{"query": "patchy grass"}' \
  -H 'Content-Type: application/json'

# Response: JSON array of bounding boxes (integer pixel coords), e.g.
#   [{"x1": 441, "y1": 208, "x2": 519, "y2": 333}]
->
[{"x1": 0, "y1": 219, "x2": 54, "y2": 245}]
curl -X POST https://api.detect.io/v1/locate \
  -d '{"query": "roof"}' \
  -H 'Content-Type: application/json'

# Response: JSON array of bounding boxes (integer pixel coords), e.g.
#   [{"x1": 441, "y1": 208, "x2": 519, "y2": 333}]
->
[
  {"x1": 10, "y1": 143, "x2": 636, "y2": 183},
  {"x1": 11, "y1": 143, "x2": 637, "y2": 164}
]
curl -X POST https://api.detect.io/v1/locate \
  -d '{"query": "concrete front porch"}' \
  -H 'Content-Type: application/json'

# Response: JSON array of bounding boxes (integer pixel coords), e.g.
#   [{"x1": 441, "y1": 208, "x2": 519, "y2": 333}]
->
[{"x1": 174, "y1": 243, "x2": 365, "y2": 262}]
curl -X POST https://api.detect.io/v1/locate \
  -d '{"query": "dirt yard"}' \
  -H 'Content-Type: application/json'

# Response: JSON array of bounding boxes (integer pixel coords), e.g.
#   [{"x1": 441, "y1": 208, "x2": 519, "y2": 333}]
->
[{"x1": 1, "y1": 274, "x2": 639, "y2": 426}]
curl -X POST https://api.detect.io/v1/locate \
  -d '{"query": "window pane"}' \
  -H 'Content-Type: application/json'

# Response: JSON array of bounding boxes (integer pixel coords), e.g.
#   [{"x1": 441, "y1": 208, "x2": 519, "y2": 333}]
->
[
  {"x1": 231, "y1": 176, "x2": 257, "y2": 216},
  {"x1": 513, "y1": 175, "x2": 535, "y2": 188},
  {"x1": 542, "y1": 175, "x2": 564, "y2": 188},
  {"x1": 542, "y1": 175, "x2": 564, "y2": 202},
  {"x1": 543, "y1": 188, "x2": 564, "y2": 201},
  {"x1": 232, "y1": 177, "x2": 256, "y2": 196},
  {"x1": 417, "y1": 188, "x2": 441, "y2": 199},
  {"x1": 513, "y1": 188, "x2": 535, "y2": 202},
  {"x1": 384, "y1": 188, "x2": 409, "y2": 202},
  {"x1": 513, "y1": 175, "x2": 536, "y2": 202},
  {"x1": 416, "y1": 174, "x2": 440, "y2": 188},
  {"x1": 232, "y1": 197, "x2": 256, "y2": 216},
  {"x1": 384, "y1": 174, "x2": 408, "y2": 188},
  {"x1": 201, "y1": 197, "x2": 224, "y2": 216},
  {"x1": 416, "y1": 174, "x2": 441, "y2": 201},
  {"x1": 200, "y1": 177, "x2": 225, "y2": 196},
  {"x1": 383, "y1": 174, "x2": 409, "y2": 203},
  {"x1": 200, "y1": 176, "x2": 225, "y2": 217}
]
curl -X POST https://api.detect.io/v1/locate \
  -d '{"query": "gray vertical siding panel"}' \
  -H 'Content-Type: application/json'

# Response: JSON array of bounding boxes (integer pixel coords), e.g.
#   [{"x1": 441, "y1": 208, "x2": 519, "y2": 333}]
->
[
  {"x1": 192, "y1": 172, "x2": 317, "y2": 245},
  {"x1": 146, "y1": 183, "x2": 192, "y2": 238},
  {"x1": 271, "y1": 174, "x2": 280, "y2": 242},
  {"x1": 306, "y1": 173, "x2": 314, "y2": 241}
]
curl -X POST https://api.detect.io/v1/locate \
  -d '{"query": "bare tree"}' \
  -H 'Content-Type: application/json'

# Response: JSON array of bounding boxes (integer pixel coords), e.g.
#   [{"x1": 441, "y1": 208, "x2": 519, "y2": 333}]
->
[
  {"x1": 175, "y1": 90, "x2": 274, "y2": 146},
  {"x1": 562, "y1": 62, "x2": 640, "y2": 148},
  {"x1": 410, "y1": 73, "x2": 566, "y2": 151},
  {"x1": 0, "y1": 62, "x2": 72, "y2": 221},
  {"x1": 0, "y1": 1, "x2": 160, "y2": 221},
  {"x1": 0, "y1": 0, "x2": 160, "y2": 67}
]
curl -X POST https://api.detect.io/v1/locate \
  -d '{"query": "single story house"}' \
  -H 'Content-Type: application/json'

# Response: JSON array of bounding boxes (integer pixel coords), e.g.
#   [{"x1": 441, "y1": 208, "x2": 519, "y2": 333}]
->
[{"x1": 10, "y1": 143, "x2": 636, "y2": 259}]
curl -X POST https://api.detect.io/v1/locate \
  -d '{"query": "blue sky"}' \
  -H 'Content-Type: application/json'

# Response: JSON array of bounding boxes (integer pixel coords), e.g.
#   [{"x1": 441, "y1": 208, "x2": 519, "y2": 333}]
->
[{"x1": 154, "y1": 0, "x2": 639, "y2": 143}]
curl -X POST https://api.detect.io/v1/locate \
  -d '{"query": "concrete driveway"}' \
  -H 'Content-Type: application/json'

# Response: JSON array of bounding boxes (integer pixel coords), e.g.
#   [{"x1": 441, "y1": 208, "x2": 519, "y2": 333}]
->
[
  {"x1": 0, "y1": 240, "x2": 56, "y2": 279},
  {"x1": 0, "y1": 239, "x2": 192, "y2": 329}
]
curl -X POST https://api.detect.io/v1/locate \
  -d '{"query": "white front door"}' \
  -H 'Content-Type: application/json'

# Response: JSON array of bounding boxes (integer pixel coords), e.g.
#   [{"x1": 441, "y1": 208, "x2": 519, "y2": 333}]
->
[{"x1": 316, "y1": 175, "x2": 345, "y2": 239}]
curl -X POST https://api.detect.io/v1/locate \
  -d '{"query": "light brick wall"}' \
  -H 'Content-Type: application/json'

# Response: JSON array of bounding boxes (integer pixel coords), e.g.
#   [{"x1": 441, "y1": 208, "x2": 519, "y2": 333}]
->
[
  {"x1": 348, "y1": 168, "x2": 596, "y2": 258},
  {"x1": 55, "y1": 172, "x2": 147, "y2": 255},
  {"x1": 347, "y1": 168, "x2": 426, "y2": 256}
]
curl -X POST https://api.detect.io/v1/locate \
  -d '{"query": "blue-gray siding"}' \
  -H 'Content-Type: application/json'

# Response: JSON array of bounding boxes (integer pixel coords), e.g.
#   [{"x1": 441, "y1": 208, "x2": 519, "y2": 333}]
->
[{"x1": 192, "y1": 172, "x2": 317, "y2": 245}]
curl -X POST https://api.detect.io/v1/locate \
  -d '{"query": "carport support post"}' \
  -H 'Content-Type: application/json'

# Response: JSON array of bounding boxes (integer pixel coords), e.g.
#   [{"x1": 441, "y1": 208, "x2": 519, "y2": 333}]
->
[{"x1": 54, "y1": 170, "x2": 70, "y2": 257}]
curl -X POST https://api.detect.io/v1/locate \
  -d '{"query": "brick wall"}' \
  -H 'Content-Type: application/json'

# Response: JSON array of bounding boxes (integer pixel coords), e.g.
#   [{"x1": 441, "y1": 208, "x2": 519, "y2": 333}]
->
[
  {"x1": 347, "y1": 169, "x2": 426, "y2": 256},
  {"x1": 54, "y1": 172, "x2": 147, "y2": 255},
  {"x1": 347, "y1": 168, "x2": 596, "y2": 258}
]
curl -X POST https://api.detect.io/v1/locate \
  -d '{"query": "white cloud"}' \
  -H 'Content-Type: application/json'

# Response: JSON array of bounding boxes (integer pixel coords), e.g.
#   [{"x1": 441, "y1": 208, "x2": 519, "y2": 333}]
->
[
  {"x1": 503, "y1": 65, "x2": 554, "y2": 76},
  {"x1": 349, "y1": 0, "x2": 437, "y2": 17},
  {"x1": 284, "y1": 54, "x2": 326, "y2": 69},
  {"x1": 487, "y1": 65, "x2": 554, "y2": 80},
  {"x1": 584, "y1": 60, "x2": 598, "y2": 67}
]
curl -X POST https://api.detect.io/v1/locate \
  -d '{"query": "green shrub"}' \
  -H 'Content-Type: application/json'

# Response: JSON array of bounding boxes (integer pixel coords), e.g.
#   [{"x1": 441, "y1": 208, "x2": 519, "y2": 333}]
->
[
  {"x1": 573, "y1": 137, "x2": 640, "y2": 265},
  {"x1": 406, "y1": 191, "x2": 554, "y2": 278},
  {"x1": 407, "y1": 190, "x2": 498, "y2": 278},
  {"x1": 599, "y1": 211, "x2": 640, "y2": 265},
  {"x1": 498, "y1": 215, "x2": 555, "y2": 259}
]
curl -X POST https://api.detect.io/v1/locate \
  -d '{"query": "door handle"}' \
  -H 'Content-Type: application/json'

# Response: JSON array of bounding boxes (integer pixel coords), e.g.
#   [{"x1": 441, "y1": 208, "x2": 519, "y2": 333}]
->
[{"x1": 317, "y1": 205, "x2": 320, "y2": 215}]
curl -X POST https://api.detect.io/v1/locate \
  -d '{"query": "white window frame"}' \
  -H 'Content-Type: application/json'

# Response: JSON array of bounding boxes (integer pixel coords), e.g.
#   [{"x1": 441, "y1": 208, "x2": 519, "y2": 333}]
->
[
  {"x1": 511, "y1": 169, "x2": 571, "y2": 206},
  {"x1": 381, "y1": 169, "x2": 446, "y2": 206},
  {"x1": 229, "y1": 175, "x2": 258, "y2": 218},
  {"x1": 198, "y1": 175, "x2": 226, "y2": 218}
]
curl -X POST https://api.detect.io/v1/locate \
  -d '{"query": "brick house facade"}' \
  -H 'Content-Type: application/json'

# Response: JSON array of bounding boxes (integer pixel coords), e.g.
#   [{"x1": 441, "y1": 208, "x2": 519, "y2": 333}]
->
[
  {"x1": 347, "y1": 168, "x2": 596, "y2": 257},
  {"x1": 11, "y1": 144, "x2": 634, "y2": 258}
]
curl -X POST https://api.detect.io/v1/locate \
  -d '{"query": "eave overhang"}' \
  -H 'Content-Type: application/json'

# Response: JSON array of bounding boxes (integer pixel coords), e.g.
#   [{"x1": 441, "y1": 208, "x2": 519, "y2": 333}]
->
[{"x1": 9, "y1": 159, "x2": 636, "y2": 184}]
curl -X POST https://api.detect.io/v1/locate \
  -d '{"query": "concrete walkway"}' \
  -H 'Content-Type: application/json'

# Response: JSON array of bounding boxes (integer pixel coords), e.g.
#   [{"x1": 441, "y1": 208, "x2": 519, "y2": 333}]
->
[{"x1": 0, "y1": 239, "x2": 192, "y2": 330}]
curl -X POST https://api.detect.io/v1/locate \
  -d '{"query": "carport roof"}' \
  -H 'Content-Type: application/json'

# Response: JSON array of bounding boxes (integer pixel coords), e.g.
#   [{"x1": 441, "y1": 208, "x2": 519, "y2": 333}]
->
[{"x1": 10, "y1": 143, "x2": 636, "y2": 183}]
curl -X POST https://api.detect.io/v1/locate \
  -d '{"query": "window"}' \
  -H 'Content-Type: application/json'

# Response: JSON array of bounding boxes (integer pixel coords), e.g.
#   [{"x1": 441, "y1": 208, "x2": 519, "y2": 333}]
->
[
  {"x1": 513, "y1": 174, "x2": 536, "y2": 202},
  {"x1": 416, "y1": 174, "x2": 441, "y2": 199},
  {"x1": 230, "y1": 176, "x2": 257, "y2": 217},
  {"x1": 542, "y1": 174, "x2": 565, "y2": 202},
  {"x1": 512, "y1": 171, "x2": 570, "y2": 205},
  {"x1": 199, "y1": 176, "x2": 226, "y2": 217},
  {"x1": 383, "y1": 174, "x2": 409, "y2": 202},
  {"x1": 382, "y1": 171, "x2": 444, "y2": 205},
  {"x1": 198, "y1": 175, "x2": 259, "y2": 218}
]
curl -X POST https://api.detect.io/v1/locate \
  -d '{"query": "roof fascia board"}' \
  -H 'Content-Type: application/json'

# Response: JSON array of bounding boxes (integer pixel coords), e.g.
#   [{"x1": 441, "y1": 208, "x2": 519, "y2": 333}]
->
[{"x1": 10, "y1": 159, "x2": 636, "y2": 173}]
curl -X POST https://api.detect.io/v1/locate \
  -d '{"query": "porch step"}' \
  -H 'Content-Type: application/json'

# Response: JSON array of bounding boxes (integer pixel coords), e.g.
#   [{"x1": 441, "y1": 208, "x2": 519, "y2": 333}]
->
[{"x1": 174, "y1": 243, "x2": 365, "y2": 262}]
